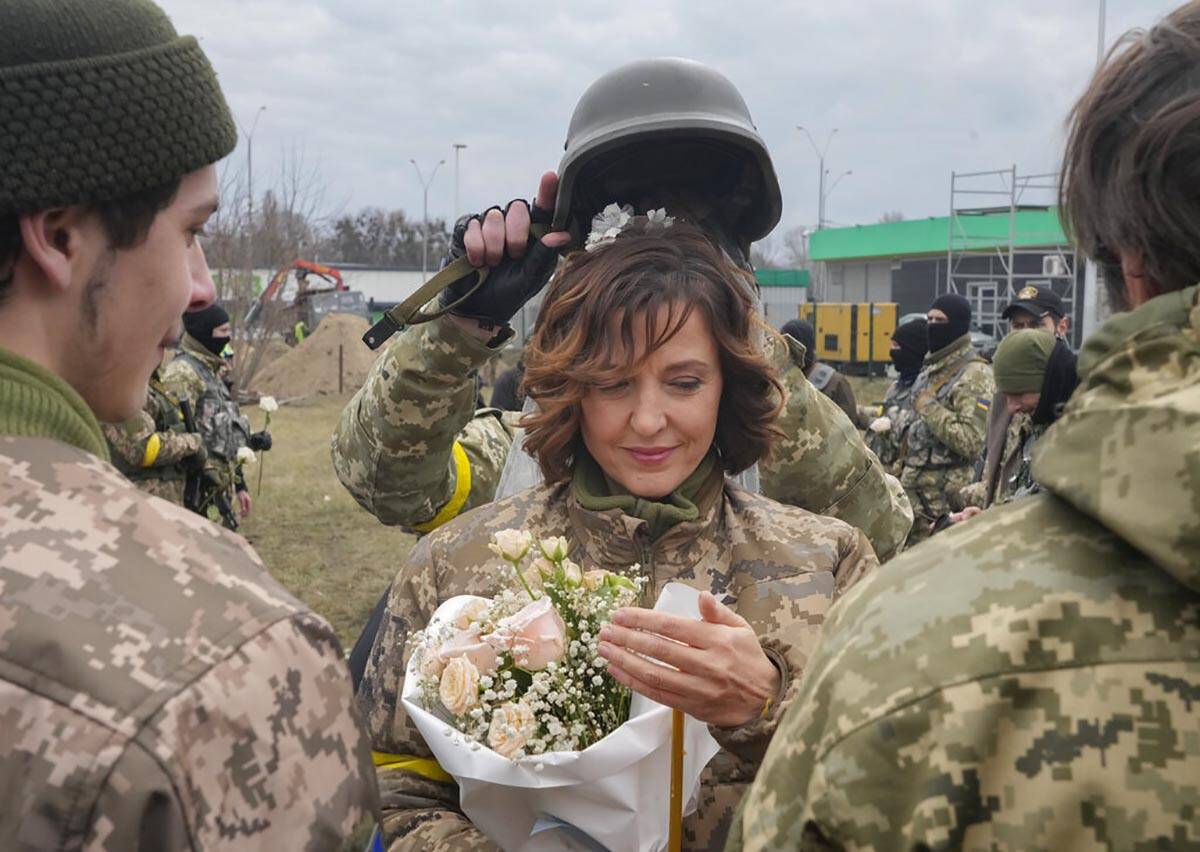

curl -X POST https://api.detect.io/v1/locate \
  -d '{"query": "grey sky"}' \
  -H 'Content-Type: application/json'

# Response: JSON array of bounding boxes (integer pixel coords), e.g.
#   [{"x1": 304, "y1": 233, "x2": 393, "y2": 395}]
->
[{"x1": 163, "y1": 0, "x2": 1179, "y2": 241}]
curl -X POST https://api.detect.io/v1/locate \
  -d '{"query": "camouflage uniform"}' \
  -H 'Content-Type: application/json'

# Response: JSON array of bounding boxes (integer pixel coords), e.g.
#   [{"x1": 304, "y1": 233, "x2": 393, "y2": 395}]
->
[
  {"x1": 725, "y1": 284, "x2": 1200, "y2": 851},
  {"x1": 333, "y1": 316, "x2": 913, "y2": 559},
  {"x1": 897, "y1": 332, "x2": 994, "y2": 543},
  {"x1": 101, "y1": 366, "x2": 203, "y2": 504},
  {"x1": 161, "y1": 333, "x2": 251, "y2": 528},
  {"x1": 959, "y1": 412, "x2": 1046, "y2": 509},
  {"x1": 358, "y1": 464, "x2": 878, "y2": 851},
  {"x1": 0, "y1": 352, "x2": 380, "y2": 850},
  {"x1": 864, "y1": 378, "x2": 921, "y2": 472}
]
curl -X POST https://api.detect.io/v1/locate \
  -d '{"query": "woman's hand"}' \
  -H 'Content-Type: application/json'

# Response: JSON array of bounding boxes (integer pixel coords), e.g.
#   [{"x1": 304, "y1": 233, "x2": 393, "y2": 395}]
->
[{"x1": 597, "y1": 592, "x2": 780, "y2": 728}]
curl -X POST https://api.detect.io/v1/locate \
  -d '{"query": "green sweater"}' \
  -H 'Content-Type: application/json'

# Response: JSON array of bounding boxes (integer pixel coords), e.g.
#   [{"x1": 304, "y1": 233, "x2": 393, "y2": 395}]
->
[{"x1": 0, "y1": 346, "x2": 110, "y2": 460}]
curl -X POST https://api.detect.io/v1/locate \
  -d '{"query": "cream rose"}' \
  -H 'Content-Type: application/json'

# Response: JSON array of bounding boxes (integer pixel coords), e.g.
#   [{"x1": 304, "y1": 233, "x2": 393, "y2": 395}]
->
[
  {"x1": 488, "y1": 596, "x2": 566, "y2": 671},
  {"x1": 437, "y1": 626, "x2": 499, "y2": 674},
  {"x1": 489, "y1": 529, "x2": 533, "y2": 562},
  {"x1": 454, "y1": 599, "x2": 489, "y2": 630},
  {"x1": 582, "y1": 569, "x2": 610, "y2": 591},
  {"x1": 561, "y1": 559, "x2": 583, "y2": 587},
  {"x1": 487, "y1": 700, "x2": 537, "y2": 758},
  {"x1": 521, "y1": 565, "x2": 545, "y2": 594},
  {"x1": 538, "y1": 535, "x2": 570, "y2": 562},
  {"x1": 439, "y1": 657, "x2": 481, "y2": 716},
  {"x1": 419, "y1": 649, "x2": 446, "y2": 680}
]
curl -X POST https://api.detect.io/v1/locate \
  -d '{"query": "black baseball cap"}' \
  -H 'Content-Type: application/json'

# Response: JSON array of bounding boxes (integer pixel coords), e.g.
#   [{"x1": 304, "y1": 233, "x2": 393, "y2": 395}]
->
[{"x1": 1002, "y1": 285, "x2": 1065, "y2": 321}]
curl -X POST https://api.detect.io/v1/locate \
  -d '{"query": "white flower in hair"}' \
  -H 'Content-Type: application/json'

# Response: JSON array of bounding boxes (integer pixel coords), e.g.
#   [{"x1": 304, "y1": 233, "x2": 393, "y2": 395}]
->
[
  {"x1": 645, "y1": 208, "x2": 675, "y2": 230},
  {"x1": 585, "y1": 203, "x2": 635, "y2": 252}
]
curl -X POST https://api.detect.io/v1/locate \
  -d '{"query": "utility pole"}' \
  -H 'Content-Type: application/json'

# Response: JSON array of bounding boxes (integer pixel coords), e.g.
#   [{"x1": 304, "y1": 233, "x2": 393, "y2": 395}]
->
[
  {"x1": 237, "y1": 105, "x2": 267, "y2": 235},
  {"x1": 797, "y1": 126, "x2": 839, "y2": 229},
  {"x1": 453, "y1": 143, "x2": 468, "y2": 221},
  {"x1": 1097, "y1": 0, "x2": 1107, "y2": 66},
  {"x1": 411, "y1": 158, "x2": 445, "y2": 281}
]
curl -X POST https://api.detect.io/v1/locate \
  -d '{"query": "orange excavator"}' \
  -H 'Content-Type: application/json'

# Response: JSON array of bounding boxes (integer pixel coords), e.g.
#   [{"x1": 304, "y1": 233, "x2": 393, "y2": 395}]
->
[{"x1": 244, "y1": 259, "x2": 367, "y2": 342}]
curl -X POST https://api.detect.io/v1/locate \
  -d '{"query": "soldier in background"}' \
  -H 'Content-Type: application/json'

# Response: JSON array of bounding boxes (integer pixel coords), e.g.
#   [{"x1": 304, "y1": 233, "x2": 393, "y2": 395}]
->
[
  {"x1": 863, "y1": 317, "x2": 928, "y2": 470},
  {"x1": 0, "y1": 0, "x2": 379, "y2": 846},
  {"x1": 896, "y1": 293, "x2": 994, "y2": 544},
  {"x1": 162, "y1": 302, "x2": 272, "y2": 529},
  {"x1": 727, "y1": 4, "x2": 1200, "y2": 847},
  {"x1": 101, "y1": 363, "x2": 206, "y2": 504},
  {"x1": 779, "y1": 319, "x2": 867, "y2": 428}
]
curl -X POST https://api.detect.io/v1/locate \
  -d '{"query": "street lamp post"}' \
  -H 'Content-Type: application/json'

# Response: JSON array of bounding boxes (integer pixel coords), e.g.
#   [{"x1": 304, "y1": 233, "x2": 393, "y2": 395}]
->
[
  {"x1": 411, "y1": 158, "x2": 445, "y2": 281},
  {"x1": 453, "y1": 143, "x2": 468, "y2": 221},
  {"x1": 822, "y1": 169, "x2": 853, "y2": 223},
  {"x1": 237, "y1": 105, "x2": 268, "y2": 230},
  {"x1": 797, "y1": 126, "x2": 839, "y2": 229}
]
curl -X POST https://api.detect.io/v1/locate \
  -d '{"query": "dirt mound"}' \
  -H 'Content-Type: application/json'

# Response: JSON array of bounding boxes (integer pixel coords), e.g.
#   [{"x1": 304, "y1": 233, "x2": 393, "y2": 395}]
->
[
  {"x1": 237, "y1": 338, "x2": 291, "y2": 378},
  {"x1": 251, "y1": 314, "x2": 379, "y2": 398}
]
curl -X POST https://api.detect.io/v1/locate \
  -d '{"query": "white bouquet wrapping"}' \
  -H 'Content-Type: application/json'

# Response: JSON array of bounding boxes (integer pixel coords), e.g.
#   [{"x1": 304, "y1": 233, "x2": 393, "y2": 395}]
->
[{"x1": 402, "y1": 540, "x2": 720, "y2": 852}]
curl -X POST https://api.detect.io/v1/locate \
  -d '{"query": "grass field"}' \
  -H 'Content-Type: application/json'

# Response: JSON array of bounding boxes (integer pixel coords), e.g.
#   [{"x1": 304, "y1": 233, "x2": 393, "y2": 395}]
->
[
  {"x1": 243, "y1": 373, "x2": 893, "y2": 649},
  {"x1": 242, "y1": 395, "x2": 414, "y2": 649}
]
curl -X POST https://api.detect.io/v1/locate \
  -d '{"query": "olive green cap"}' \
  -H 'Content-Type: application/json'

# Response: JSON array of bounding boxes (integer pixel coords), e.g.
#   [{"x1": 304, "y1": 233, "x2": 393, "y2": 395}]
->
[
  {"x1": 993, "y1": 329, "x2": 1056, "y2": 394},
  {"x1": 0, "y1": 0, "x2": 236, "y2": 215}
]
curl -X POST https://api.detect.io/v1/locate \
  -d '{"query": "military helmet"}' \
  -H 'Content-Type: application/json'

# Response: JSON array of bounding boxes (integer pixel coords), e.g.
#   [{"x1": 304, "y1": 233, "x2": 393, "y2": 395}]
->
[{"x1": 554, "y1": 58, "x2": 783, "y2": 248}]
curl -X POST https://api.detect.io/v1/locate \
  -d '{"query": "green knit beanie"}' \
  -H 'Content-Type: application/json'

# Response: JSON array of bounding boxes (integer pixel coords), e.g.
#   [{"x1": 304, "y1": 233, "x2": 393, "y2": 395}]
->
[
  {"x1": 0, "y1": 0, "x2": 237, "y2": 215},
  {"x1": 992, "y1": 329, "x2": 1056, "y2": 394}
]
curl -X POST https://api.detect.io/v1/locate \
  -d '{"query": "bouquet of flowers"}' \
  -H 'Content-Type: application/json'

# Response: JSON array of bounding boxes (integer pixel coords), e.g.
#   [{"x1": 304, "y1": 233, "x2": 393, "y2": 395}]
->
[{"x1": 402, "y1": 530, "x2": 720, "y2": 852}]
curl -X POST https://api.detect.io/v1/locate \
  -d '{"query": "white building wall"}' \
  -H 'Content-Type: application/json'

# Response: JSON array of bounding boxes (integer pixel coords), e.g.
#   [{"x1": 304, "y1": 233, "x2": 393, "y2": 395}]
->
[
  {"x1": 826, "y1": 261, "x2": 892, "y2": 303},
  {"x1": 759, "y1": 286, "x2": 810, "y2": 329}
]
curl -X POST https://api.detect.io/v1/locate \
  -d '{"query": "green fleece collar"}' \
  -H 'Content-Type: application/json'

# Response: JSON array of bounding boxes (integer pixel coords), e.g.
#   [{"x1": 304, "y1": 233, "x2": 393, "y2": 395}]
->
[
  {"x1": 0, "y1": 346, "x2": 110, "y2": 460},
  {"x1": 572, "y1": 449, "x2": 721, "y2": 541}
]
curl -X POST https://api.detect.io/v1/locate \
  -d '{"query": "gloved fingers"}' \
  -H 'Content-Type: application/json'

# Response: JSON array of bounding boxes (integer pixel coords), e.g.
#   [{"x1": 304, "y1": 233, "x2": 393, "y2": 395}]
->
[
  {"x1": 504, "y1": 199, "x2": 531, "y2": 260},
  {"x1": 541, "y1": 229, "x2": 572, "y2": 249},
  {"x1": 482, "y1": 206, "x2": 507, "y2": 267},
  {"x1": 464, "y1": 217, "x2": 485, "y2": 266},
  {"x1": 519, "y1": 240, "x2": 562, "y2": 301}
]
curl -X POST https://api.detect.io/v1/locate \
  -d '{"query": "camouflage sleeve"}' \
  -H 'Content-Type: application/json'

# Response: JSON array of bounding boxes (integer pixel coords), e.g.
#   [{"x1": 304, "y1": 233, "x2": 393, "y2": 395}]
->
[
  {"x1": 760, "y1": 336, "x2": 914, "y2": 561},
  {"x1": 102, "y1": 414, "x2": 201, "y2": 471},
  {"x1": 712, "y1": 528, "x2": 878, "y2": 768},
  {"x1": 916, "y1": 362, "x2": 994, "y2": 463},
  {"x1": 958, "y1": 480, "x2": 987, "y2": 510},
  {"x1": 332, "y1": 316, "x2": 515, "y2": 530},
  {"x1": 357, "y1": 536, "x2": 496, "y2": 849},
  {"x1": 158, "y1": 357, "x2": 204, "y2": 404},
  {"x1": 90, "y1": 614, "x2": 380, "y2": 850}
]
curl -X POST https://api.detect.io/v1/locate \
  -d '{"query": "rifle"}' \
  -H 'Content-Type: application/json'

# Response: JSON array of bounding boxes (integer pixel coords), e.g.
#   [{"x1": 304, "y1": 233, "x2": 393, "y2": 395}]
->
[{"x1": 179, "y1": 399, "x2": 204, "y2": 514}]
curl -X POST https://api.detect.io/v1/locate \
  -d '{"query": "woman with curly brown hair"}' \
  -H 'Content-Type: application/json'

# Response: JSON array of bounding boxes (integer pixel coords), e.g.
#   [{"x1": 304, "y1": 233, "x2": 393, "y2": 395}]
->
[{"x1": 357, "y1": 219, "x2": 879, "y2": 851}]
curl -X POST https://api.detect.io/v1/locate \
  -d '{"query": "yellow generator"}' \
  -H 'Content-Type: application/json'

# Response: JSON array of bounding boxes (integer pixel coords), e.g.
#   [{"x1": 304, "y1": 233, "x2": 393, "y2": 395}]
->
[{"x1": 796, "y1": 302, "x2": 897, "y2": 373}]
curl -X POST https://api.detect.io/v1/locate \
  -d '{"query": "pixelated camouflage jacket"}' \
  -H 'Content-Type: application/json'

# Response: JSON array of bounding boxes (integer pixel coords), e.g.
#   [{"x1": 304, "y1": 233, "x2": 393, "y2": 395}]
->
[
  {"x1": 332, "y1": 315, "x2": 913, "y2": 559},
  {"x1": 358, "y1": 472, "x2": 878, "y2": 852},
  {"x1": 725, "y1": 284, "x2": 1200, "y2": 852},
  {"x1": 865, "y1": 378, "x2": 920, "y2": 471},
  {"x1": 161, "y1": 334, "x2": 250, "y2": 493},
  {"x1": 101, "y1": 367, "x2": 203, "y2": 502},
  {"x1": 901, "y1": 332, "x2": 994, "y2": 474},
  {"x1": 0, "y1": 365, "x2": 380, "y2": 849}
]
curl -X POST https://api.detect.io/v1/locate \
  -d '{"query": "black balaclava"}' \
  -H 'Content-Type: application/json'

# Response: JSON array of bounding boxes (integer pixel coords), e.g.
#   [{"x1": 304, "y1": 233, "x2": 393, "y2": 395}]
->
[
  {"x1": 183, "y1": 303, "x2": 231, "y2": 357},
  {"x1": 927, "y1": 293, "x2": 972, "y2": 354},
  {"x1": 890, "y1": 318, "x2": 928, "y2": 385},
  {"x1": 781, "y1": 319, "x2": 817, "y2": 370},
  {"x1": 1031, "y1": 338, "x2": 1079, "y2": 426}
]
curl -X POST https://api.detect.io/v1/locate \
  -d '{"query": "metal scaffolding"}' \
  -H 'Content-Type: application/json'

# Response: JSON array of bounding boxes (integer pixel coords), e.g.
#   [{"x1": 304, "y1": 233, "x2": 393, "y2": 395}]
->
[{"x1": 945, "y1": 166, "x2": 1078, "y2": 338}]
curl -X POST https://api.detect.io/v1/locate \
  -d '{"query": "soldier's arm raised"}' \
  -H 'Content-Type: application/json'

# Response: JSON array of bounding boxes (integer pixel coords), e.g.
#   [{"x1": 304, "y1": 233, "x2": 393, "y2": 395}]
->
[
  {"x1": 759, "y1": 336, "x2": 914, "y2": 561},
  {"x1": 917, "y1": 363, "x2": 994, "y2": 462},
  {"x1": 332, "y1": 316, "x2": 514, "y2": 530}
]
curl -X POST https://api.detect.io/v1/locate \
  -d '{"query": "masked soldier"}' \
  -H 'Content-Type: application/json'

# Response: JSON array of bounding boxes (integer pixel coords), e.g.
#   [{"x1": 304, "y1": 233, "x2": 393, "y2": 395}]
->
[
  {"x1": 896, "y1": 293, "x2": 994, "y2": 543},
  {"x1": 864, "y1": 317, "x2": 928, "y2": 470},
  {"x1": 101, "y1": 363, "x2": 206, "y2": 503},
  {"x1": 779, "y1": 319, "x2": 866, "y2": 428},
  {"x1": 162, "y1": 302, "x2": 272, "y2": 529},
  {"x1": 728, "y1": 4, "x2": 1200, "y2": 848},
  {"x1": 0, "y1": 1, "x2": 379, "y2": 846},
  {"x1": 333, "y1": 58, "x2": 912, "y2": 562}
]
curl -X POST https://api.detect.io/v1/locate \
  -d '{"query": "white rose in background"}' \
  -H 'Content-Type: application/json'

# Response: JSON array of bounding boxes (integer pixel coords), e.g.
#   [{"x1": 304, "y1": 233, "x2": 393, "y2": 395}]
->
[
  {"x1": 489, "y1": 529, "x2": 534, "y2": 563},
  {"x1": 870, "y1": 416, "x2": 892, "y2": 434},
  {"x1": 487, "y1": 700, "x2": 537, "y2": 758},
  {"x1": 539, "y1": 536, "x2": 570, "y2": 562},
  {"x1": 439, "y1": 656, "x2": 481, "y2": 716},
  {"x1": 561, "y1": 559, "x2": 584, "y2": 587},
  {"x1": 257, "y1": 395, "x2": 279, "y2": 413},
  {"x1": 236, "y1": 446, "x2": 256, "y2": 465}
]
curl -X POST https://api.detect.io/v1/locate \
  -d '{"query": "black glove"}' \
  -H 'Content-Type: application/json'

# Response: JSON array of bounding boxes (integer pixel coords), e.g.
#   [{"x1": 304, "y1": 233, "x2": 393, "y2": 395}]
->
[
  {"x1": 182, "y1": 442, "x2": 207, "y2": 474},
  {"x1": 438, "y1": 200, "x2": 561, "y2": 326},
  {"x1": 248, "y1": 430, "x2": 272, "y2": 452}
]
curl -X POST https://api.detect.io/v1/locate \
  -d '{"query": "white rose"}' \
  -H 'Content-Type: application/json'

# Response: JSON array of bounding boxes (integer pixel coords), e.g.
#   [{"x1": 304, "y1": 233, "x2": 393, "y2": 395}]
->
[
  {"x1": 561, "y1": 559, "x2": 583, "y2": 587},
  {"x1": 488, "y1": 700, "x2": 537, "y2": 759},
  {"x1": 489, "y1": 529, "x2": 533, "y2": 563},
  {"x1": 538, "y1": 536, "x2": 570, "y2": 563},
  {"x1": 439, "y1": 657, "x2": 481, "y2": 716},
  {"x1": 521, "y1": 565, "x2": 545, "y2": 594},
  {"x1": 869, "y1": 416, "x2": 892, "y2": 434},
  {"x1": 258, "y1": 395, "x2": 279, "y2": 413},
  {"x1": 236, "y1": 446, "x2": 256, "y2": 465}
]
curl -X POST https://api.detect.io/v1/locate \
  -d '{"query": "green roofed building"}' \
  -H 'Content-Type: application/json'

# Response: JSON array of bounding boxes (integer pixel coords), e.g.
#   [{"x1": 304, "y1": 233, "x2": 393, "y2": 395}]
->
[{"x1": 808, "y1": 206, "x2": 1087, "y2": 347}]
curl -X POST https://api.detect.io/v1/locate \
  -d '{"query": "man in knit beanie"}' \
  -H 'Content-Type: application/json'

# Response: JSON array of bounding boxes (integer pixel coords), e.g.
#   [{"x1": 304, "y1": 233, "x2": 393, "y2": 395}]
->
[
  {"x1": 0, "y1": 2, "x2": 379, "y2": 849},
  {"x1": 779, "y1": 319, "x2": 867, "y2": 428}
]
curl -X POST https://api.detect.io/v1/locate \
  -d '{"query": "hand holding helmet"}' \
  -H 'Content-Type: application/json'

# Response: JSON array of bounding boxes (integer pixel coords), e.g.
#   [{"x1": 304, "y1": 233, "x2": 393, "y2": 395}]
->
[{"x1": 440, "y1": 172, "x2": 571, "y2": 329}]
